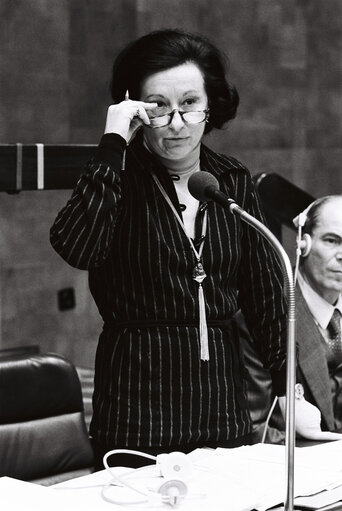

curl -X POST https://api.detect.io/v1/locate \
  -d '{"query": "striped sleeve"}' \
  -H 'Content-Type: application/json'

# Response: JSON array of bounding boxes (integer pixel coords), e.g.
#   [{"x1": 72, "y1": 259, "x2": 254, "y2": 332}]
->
[
  {"x1": 237, "y1": 177, "x2": 288, "y2": 395},
  {"x1": 50, "y1": 134, "x2": 126, "y2": 270}
]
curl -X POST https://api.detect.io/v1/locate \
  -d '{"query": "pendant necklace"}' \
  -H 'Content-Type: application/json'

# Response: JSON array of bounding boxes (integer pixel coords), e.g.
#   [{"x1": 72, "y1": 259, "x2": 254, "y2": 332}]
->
[{"x1": 151, "y1": 172, "x2": 209, "y2": 361}]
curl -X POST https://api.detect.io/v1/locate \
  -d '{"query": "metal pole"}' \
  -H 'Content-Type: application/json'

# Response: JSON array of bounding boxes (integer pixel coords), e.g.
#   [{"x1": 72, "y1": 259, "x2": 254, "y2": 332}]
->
[{"x1": 228, "y1": 202, "x2": 296, "y2": 511}]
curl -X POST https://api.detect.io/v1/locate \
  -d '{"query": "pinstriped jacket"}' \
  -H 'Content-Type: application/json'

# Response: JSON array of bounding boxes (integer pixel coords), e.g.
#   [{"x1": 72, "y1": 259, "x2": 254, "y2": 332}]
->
[{"x1": 50, "y1": 132, "x2": 287, "y2": 449}]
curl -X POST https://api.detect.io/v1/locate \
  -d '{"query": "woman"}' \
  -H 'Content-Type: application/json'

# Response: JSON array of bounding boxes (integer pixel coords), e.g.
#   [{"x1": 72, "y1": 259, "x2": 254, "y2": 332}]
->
[{"x1": 50, "y1": 29, "x2": 287, "y2": 469}]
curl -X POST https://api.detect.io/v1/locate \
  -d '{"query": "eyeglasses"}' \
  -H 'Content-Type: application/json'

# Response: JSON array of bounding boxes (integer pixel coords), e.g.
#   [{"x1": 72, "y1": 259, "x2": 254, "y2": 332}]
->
[{"x1": 147, "y1": 109, "x2": 209, "y2": 129}]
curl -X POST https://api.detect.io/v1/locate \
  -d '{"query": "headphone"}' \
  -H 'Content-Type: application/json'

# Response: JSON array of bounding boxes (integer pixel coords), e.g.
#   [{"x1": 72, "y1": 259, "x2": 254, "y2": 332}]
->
[
  {"x1": 299, "y1": 233, "x2": 312, "y2": 257},
  {"x1": 101, "y1": 449, "x2": 193, "y2": 507},
  {"x1": 292, "y1": 204, "x2": 314, "y2": 258},
  {"x1": 293, "y1": 195, "x2": 339, "y2": 258}
]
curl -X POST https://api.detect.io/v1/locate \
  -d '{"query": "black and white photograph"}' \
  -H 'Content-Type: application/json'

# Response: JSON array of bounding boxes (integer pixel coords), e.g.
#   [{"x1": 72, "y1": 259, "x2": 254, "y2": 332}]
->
[{"x1": 0, "y1": 1, "x2": 342, "y2": 509}]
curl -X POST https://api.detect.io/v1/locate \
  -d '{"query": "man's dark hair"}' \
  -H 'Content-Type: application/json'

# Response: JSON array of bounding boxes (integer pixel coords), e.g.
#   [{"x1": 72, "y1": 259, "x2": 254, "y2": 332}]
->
[{"x1": 303, "y1": 196, "x2": 333, "y2": 235}]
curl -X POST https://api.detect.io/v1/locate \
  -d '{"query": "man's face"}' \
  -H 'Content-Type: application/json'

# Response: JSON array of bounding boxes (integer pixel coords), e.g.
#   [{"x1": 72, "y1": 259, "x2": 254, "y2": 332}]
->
[{"x1": 302, "y1": 198, "x2": 342, "y2": 304}]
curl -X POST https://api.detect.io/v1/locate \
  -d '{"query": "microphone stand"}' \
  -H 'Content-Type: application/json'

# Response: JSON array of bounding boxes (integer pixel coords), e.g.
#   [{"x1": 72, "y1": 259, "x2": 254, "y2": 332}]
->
[{"x1": 226, "y1": 199, "x2": 296, "y2": 511}]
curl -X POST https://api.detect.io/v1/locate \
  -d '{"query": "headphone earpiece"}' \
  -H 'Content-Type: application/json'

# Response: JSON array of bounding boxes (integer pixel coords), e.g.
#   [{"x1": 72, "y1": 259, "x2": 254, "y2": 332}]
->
[
  {"x1": 158, "y1": 479, "x2": 188, "y2": 507},
  {"x1": 156, "y1": 452, "x2": 192, "y2": 481},
  {"x1": 299, "y1": 233, "x2": 312, "y2": 257},
  {"x1": 156, "y1": 452, "x2": 191, "y2": 507}
]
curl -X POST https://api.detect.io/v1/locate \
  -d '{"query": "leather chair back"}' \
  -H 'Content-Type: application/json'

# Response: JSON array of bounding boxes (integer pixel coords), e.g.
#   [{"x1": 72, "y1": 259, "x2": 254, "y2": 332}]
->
[{"x1": 0, "y1": 353, "x2": 94, "y2": 481}]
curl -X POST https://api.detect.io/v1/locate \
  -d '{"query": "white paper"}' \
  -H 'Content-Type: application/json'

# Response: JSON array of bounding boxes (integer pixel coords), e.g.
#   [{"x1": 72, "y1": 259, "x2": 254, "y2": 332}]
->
[{"x1": 13, "y1": 441, "x2": 338, "y2": 511}]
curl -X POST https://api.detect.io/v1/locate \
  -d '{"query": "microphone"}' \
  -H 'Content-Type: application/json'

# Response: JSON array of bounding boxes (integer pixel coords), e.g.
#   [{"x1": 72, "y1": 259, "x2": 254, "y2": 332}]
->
[
  {"x1": 187, "y1": 172, "x2": 242, "y2": 214},
  {"x1": 188, "y1": 170, "x2": 297, "y2": 511}
]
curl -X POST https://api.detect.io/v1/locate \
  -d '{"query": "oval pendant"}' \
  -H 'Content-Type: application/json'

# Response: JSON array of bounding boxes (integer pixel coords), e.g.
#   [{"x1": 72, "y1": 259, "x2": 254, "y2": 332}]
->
[{"x1": 193, "y1": 261, "x2": 206, "y2": 283}]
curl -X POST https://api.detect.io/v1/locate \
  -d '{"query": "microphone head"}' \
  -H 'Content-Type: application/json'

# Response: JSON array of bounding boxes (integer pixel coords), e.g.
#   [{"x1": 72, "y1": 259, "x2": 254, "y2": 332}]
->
[{"x1": 188, "y1": 172, "x2": 220, "y2": 202}]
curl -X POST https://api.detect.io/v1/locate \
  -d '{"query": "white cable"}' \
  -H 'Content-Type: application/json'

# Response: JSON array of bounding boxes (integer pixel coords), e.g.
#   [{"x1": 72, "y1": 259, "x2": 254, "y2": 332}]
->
[
  {"x1": 293, "y1": 224, "x2": 302, "y2": 286},
  {"x1": 103, "y1": 449, "x2": 156, "y2": 498},
  {"x1": 261, "y1": 395, "x2": 279, "y2": 444},
  {"x1": 101, "y1": 478, "x2": 151, "y2": 506},
  {"x1": 101, "y1": 449, "x2": 156, "y2": 505},
  {"x1": 103, "y1": 448, "x2": 157, "y2": 468},
  {"x1": 101, "y1": 448, "x2": 189, "y2": 507},
  {"x1": 56, "y1": 448, "x2": 200, "y2": 506}
]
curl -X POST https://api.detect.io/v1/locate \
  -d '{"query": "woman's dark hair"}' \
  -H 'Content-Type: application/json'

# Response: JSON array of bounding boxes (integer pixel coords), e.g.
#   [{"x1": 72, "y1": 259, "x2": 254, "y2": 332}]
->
[{"x1": 110, "y1": 29, "x2": 239, "y2": 133}]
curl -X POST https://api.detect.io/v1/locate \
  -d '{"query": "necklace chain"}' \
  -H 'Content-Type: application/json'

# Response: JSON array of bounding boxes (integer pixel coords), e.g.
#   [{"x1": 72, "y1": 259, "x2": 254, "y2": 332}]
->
[
  {"x1": 150, "y1": 171, "x2": 210, "y2": 361},
  {"x1": 150, "y1": 173, "x2": 207, "y2": 264}
]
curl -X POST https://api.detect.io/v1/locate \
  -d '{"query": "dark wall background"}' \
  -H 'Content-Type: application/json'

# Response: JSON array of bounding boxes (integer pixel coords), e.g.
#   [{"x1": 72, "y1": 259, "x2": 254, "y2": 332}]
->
[{"x1": 0, "y1": 0, "x2": 341, "y2": 367}]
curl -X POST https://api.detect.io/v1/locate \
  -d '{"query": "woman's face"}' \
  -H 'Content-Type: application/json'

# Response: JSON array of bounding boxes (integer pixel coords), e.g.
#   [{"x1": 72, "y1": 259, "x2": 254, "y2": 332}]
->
[{"x1": 140, "y1": 62, "x2": 208, "y2": 166}]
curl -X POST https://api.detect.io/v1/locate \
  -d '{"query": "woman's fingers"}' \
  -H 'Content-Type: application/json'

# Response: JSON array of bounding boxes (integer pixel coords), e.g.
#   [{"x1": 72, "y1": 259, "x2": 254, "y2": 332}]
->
[
  {"x1": 128, "y1": 101, "x2": 158, "y2": 125},
  {"x1": 104, "y1": 100, "x2": 157, "y2": 140},
  {"x1": 139, "y1": 101, "x2": 159, "y2": 110}
]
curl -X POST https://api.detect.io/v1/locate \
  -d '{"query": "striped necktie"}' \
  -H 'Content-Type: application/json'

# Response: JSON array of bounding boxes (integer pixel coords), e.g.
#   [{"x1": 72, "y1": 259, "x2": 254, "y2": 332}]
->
[{"x1": 327, "y1": 308, "x2": 342, "y2": 357}]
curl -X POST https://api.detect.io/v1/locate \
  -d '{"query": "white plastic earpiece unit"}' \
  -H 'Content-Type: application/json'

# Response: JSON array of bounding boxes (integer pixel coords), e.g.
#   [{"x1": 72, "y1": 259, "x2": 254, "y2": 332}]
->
[
  {"x1": 156, "y1": 451, "x2": 193, "y2": 481},
  {"x1": 102, "y1": 449, "x2": 193, "y2": 507}
]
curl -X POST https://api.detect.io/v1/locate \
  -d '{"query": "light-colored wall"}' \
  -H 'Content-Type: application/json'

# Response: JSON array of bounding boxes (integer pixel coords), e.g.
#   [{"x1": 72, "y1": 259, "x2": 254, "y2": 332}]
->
[{"x1": 1, "y1": 0, "x2": 341, "y2": 367}]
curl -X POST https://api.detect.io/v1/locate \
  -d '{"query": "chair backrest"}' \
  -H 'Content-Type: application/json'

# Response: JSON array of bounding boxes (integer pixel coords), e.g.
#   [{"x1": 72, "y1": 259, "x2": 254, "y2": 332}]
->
[{"x1": 0, "y1": 352, "x2": 94, "y2": 481}]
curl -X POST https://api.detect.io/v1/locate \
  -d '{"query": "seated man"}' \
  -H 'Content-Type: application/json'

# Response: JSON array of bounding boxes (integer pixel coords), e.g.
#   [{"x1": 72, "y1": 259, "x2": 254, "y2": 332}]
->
[{"x1": 241, "y1": 194, "x2": 342, "y2": 443}]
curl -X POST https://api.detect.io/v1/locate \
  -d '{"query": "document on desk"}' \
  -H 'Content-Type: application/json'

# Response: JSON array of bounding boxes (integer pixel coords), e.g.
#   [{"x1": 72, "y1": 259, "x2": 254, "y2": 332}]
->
[
  {"x1": 52, "y1": 443, "x2": 342, "y2": 511},
  {"x1": 295, "y1": 485, "x2": 342, "y2": 510},
  {"x1": 0, "y1": 476, "x2": 72, "y2": 511},
  {"x1": 189, "y1": 441, "x2": 342, "y2": 511},
  {"x1": 6, "y1": 441, "x2": 339, "y2": 511}
]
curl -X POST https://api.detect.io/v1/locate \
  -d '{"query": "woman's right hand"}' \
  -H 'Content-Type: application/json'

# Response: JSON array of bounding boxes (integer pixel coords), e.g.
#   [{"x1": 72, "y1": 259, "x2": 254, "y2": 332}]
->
[{"x1": 104, "y1": 99, "x2": 158, "y2": 143}]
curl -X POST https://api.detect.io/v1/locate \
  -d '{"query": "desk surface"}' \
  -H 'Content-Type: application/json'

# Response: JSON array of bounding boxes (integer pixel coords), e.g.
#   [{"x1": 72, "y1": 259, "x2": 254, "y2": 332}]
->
[
  {"x1": 53, "y1": 442, "x2": 342, "y2": 511},
  {"x1": 2, "y1": 442, "x2": 342, "y2": 511}
]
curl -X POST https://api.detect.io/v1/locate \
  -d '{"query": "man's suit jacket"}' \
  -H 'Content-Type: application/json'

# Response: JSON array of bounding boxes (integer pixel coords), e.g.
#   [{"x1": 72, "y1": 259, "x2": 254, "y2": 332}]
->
[
  {"x1": 240, "y1": 285, "x2": 336, "y2": 440},
  {"x1": 295, "y1": 286, "x2": 335, "y2": 430}
]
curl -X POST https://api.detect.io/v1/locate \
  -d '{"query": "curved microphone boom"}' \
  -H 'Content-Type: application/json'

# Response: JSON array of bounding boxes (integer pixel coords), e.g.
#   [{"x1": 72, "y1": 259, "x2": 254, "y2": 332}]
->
[{"x1": 188, "y1": 171, "x2": 297, "y2": 511}]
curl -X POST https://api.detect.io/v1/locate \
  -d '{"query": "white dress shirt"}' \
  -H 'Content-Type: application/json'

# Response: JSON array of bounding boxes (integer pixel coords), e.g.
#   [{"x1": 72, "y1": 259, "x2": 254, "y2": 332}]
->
[
  {"x1": 167, "y1": 163, "x2": 200, "y2": 239},
  {"x1": 297, "y1": 270, "x2": 342, "y2": 345}
]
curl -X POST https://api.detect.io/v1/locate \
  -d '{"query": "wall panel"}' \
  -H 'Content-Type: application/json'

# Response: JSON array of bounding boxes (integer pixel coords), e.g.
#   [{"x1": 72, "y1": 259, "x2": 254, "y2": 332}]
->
[{"x1": 0, "y1": 0, "x2": 341, "y2": 366}]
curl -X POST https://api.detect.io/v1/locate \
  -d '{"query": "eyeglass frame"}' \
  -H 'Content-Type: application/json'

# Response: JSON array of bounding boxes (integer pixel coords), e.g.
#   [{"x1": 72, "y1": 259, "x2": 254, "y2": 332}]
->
[{"x1": 146, "y1": 108, "x2": 210, "y2": 129}]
